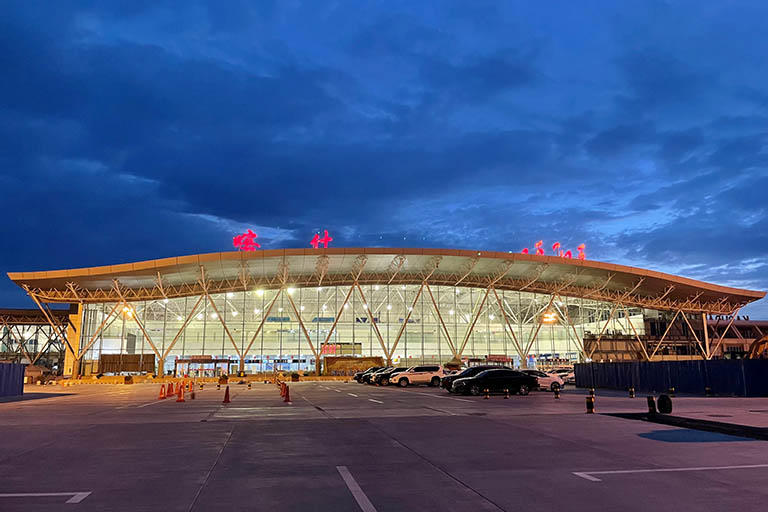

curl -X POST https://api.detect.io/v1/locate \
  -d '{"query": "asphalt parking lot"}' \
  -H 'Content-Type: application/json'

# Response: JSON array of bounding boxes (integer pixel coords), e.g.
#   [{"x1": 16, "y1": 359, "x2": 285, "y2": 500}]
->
[{"x1": 2, "y1": 381, "x2": 768, "y2": 511}]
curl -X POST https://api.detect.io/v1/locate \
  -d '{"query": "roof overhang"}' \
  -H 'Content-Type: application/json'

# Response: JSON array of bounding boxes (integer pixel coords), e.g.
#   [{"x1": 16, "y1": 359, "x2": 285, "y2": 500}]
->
[{"x1": 7, "y1": 248, "x2": 765, "y2": 315}]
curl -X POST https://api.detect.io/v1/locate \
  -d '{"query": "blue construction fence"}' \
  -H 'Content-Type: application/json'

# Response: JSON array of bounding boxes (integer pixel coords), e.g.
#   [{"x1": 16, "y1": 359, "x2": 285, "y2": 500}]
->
[
  {"x1": 0, "y1": 362, "x2": 25, "y2": 397},
  {"x1": 574, "y1": 360, "x2": 768, "y2": 397}
]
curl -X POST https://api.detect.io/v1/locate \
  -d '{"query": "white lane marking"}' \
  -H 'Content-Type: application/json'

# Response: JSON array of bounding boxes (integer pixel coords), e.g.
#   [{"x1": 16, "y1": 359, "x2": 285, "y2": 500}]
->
[
  {"x1": 368, "y1": 399, "x2": 383, "y2": 404},
  {"x1": 135, "y1": 400, "x2": 168, "y2": 408},
  {"x1": 348, "y1": 393, "x2": 358, "y2": 397},
  {"x1": 573, "y1": 463, "x2": 768, "y2": 482},
  {"x1": 0, "y1": 491, "x2": 92, "y2": 504},
  {"x1": 336, "y1": 466, "x2": 377, "y2": 512},
  {"x1": 335, "y1": 389, "x2": 341, "y2": 393}
]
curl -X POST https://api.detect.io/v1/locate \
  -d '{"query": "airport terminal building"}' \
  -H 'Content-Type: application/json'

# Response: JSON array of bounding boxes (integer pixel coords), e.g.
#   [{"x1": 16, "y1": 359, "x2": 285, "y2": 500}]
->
[{"x1": 4, "y1": 248, "x2": 766, "y2": 376}]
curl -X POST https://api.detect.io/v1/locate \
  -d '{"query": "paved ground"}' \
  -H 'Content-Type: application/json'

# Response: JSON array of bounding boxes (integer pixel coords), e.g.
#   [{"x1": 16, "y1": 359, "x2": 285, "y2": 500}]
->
[{"x1": 2, "y1": 382, "x2": 768, "y2": 511}]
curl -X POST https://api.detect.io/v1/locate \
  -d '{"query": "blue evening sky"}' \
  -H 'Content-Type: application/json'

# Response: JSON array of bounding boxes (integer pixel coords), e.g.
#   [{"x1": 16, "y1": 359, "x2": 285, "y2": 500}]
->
[{"x1": 1, "y1": 1, "x2": 766, "y2": 316}]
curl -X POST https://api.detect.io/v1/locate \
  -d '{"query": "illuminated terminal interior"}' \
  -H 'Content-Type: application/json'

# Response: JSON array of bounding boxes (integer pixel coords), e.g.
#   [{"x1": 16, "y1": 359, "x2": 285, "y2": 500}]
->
[{"x1": 79, "y1": 286, "x2": 644, "y2": 374}]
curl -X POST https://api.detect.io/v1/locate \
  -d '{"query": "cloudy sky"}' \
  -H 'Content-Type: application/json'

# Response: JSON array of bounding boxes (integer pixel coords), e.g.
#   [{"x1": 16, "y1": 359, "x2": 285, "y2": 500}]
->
[{"x1": 1, "y1": 1, "x2": 766, "y2": 315}]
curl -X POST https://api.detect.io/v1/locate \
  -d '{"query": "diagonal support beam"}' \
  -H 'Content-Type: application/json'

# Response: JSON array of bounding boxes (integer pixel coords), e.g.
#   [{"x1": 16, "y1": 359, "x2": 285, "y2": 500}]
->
[
  {"x1": 523, "y1": 294, "x2": 556, "y2": 356},
  {"x1": 710, "y1": 311, "x2": 740, "y2": 359},
  {"x1": 318, "y1": 285, "x2": 355, "y2": 357},
  {"x1": 457, "y1": 287, "x2": 491, "y2": 357},
  {"x1": 388, "y1": 282, "x2": 425, "y2": 360},
  {"x1": 621, "y1": 305, "x2": 650, "y2": 361},
  {"x1": 355, "y1": 282, "x2": 390, "y2": 362},
  {"x1": 680, "y1": 312, "x2": 708, "y2": 359},
  {"x1": 425, "y1": 283, "x2": 457, "y2": 357},
  {"x1": 386, "y1": 255, "x2": 407, "y2": 284},
  {"x1": 161, "y1": 295, "x2": 205, "y2": 360},
  {"x1": 552, "y1": 294, "x2": 586, "y2": 357},
  {"x1": 492, "y1": 288, "x2": 524, "y2": 358},
  {"x1": 455, "y1": 258, "x2": 479, "y2": 286},
  {"x1": 76, "y1": 300, "x2": 124, "y2": 360},
  {"x1": 285, "y1": 292, "x2": 319, "y2": 360},
  {"x1": 649, "y1": 310, "x2": 682, "y2": 359},
  {"x1": 242, "y1": 290, "x2": 283, "y2": 358},
  {"x1": 24, "y1": 287, "x2": 76, "y2": 360}
]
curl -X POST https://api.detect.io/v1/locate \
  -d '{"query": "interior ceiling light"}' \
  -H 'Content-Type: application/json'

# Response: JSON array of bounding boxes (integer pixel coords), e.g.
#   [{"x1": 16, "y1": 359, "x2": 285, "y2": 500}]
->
[{"x1": 542, "y1": 311, "x2": 557, "y2": 323}]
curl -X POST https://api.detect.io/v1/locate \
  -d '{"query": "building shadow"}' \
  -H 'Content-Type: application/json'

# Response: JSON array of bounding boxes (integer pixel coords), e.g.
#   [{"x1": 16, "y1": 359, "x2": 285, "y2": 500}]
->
[
  {"x1": 0, "y1": 392, "x2": 74, "y2": 403},
  {"x1": 638, "y1": 428, "x2": 755, "y2": 443}
]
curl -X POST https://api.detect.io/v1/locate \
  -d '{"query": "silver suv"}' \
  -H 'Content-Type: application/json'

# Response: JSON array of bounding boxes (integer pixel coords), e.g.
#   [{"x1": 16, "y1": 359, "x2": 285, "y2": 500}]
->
[{"x1": 393, "y1": 365, "x2": 447, "y2": 387}]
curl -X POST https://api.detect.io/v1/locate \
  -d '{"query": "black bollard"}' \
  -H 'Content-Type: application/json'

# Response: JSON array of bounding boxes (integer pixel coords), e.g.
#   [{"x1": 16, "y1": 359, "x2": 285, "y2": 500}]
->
[
  {"x1": 668, "y1": 386, "x2": 675, "y2": 397},
  {"x1": 554, "y1": 386, "x2": 561, "y2": 399},
  {"x1": 629, "y1": 386, "x2": 635, "y2": 398},
  {"x1": 586, "y1": 396, "x2": 595, "y2": 414},
  {"x1": 589, "y1": 387, "x2": 595, "y2": 397},
  {"x1": 647, "y1": 396, "x2": 657, "y2": 414},
  {"x1": 705, "y1": 386, "x2": 713, "y2": 397},
  {"x1": 503, "y1": 388, "x2": 509, "y2": 399},
  {"x1": 657, "y1": 394, "x2": 673, "y2": 414},
  {"x1": 484, "y1": 388, "x2": 490, "y2": 400}
]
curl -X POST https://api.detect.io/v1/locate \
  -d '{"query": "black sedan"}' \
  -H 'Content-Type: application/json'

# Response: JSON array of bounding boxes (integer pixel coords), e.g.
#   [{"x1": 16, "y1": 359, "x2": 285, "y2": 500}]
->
[
  {"x1": 451, "y1": 369, "x2": 538, "y2": 396},
  {"x1": 363, "y1": 366, "x2": 392, "y2": 384},
  {"x1": 372, "y1": 367, "x2": 409, "y2": 386},
  {"x1": 353, "y1": 366, "x2": 383, "y2": 383},
  {"x1": 440, "y1": 365, "x2": 510, "y2": 392}
]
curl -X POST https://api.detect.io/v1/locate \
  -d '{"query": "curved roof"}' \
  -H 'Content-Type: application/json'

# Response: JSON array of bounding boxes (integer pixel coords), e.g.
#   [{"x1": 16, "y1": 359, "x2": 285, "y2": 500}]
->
[{"x1": 8, "y1": 248, "x2": 765, "y2": 314}]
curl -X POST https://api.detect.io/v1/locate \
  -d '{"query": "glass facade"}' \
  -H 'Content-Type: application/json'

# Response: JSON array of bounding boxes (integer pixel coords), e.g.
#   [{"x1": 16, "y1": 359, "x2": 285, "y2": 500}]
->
[
  {"x1": 0, "y1": 324, "x2": 64, "y2": 367},
  {"x1": 80, "y1": 284, "x2": 645, "y2": 374}
]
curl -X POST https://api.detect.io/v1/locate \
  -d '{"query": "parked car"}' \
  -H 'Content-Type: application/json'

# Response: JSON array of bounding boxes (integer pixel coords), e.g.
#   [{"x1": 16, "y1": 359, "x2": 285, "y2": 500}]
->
[
  {"x1": 441, "y1": 365, "x2": 510, "y2": 392},
  {"x1": 451, "y1": 369, "x2": 538, "y2": 396},
  {"x1": 372, "y1": 367, "x2": 409, "y2": 386},
  {"x1": 522, "y1": 369, "x2": 564, "y2": 391},
  {"x1": 392, "y1": 365, "x2": 448, "y2": 387},
  {"x1": 354, "y1": 367, "x2": 384, "y2": 383},
  {"x1": 363, "y1": 366, "x2": 392, "y2": 384},
  {"x1": 548, "y1": 368, "x2": 575, "y2": 383}
]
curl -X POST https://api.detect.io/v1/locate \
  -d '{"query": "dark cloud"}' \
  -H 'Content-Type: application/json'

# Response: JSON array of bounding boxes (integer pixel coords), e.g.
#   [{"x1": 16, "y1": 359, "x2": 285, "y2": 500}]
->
[{"x1": 0, "y1": 0, "x2": 766, "y2": 317}]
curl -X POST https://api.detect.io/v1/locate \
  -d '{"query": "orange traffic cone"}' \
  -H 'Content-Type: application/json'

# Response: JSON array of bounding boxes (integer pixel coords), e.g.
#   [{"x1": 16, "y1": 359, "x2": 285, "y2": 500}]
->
[
  {"x1": 158, "y1": 384, "x2": 166, "y2": 400},
  {"x1": 223, "y1": 385, "x2": 231, "y2": 404},
  {"x1": 284, "y1": 385, "x2": 291, "y2": 404},
  {"x1": 176, "y1": 385, "x2": 185, "y2": 403},
  {"x1": 167, "y1": 382, "x2": 174, "y2": 395}
]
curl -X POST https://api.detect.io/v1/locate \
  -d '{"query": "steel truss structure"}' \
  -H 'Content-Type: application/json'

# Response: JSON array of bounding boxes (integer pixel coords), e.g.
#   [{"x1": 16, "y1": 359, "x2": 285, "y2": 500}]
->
[
  {"x1": 8, "y1": 249, "x2": 765, "y2": 375},
  {"x1": 0, "y1": 309, "x2": 69, "y2": 368}
]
